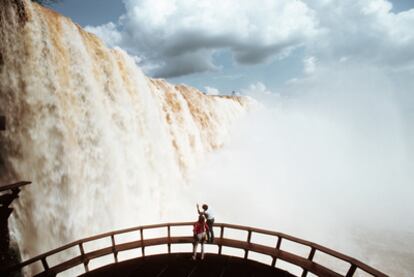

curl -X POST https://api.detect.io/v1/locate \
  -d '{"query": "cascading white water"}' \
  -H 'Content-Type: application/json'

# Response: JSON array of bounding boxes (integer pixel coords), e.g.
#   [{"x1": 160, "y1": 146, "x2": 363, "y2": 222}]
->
[
  {"x1": 2, "y1": 1, "x2": 413, "y2": 276},
  {"x1": 0, "y1": 0, "x2": 251, "y2": 273}
]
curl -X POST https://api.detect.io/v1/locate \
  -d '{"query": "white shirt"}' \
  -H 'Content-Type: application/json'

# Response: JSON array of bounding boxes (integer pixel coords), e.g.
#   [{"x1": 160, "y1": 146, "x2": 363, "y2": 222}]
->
[{"x1": 204, "y1": 209, "x2": 214, "y2": 220}]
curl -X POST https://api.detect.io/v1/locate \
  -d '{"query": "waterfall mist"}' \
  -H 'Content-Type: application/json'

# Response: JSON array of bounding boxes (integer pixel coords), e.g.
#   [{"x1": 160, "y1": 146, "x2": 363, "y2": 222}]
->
[{"x1": 190, "y1": 65, "x2": 414, "y2": 276}]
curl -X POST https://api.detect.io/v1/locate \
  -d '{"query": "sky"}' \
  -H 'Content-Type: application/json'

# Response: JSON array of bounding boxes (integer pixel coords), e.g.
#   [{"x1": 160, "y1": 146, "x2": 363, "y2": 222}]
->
[{"x1": 48, "y1": 0, "x2": 414, "y2": 95}]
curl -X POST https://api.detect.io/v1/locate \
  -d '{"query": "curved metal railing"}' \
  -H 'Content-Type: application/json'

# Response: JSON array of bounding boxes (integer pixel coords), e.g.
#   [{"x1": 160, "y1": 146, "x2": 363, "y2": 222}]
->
[{"x1": 2, "y1": 222, "x2": 388, "y2": 277}]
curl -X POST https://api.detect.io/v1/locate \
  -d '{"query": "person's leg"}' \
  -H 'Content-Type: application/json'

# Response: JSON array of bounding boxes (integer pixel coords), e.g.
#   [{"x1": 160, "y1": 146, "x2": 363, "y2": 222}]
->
[
  {"x1": 205, "y1": 223, "x2": 210, "y2": 242},
  {"x1": 201, "y1": 243, "x2": 205, "y2": 260},
  {"x1": 207, "y1": 219, "x2": 214, "y2": 242},
  {"x1": 192, "y1": 241, "x2": 198, "y2": 260}
]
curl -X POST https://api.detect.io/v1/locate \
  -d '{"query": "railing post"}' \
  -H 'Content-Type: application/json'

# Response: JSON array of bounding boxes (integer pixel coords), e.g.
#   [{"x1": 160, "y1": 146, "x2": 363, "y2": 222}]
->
[
  {"x1": 346, "y1": 264, "x2": 357, "y2": 277},
  {"x1": 271, "y1": 257, "x2": 277, "y2": 267},
  {"x1": 111, "y1": 235, "x2": 118, "y2": 263},
  {"x1": 79, "y1": 243, "x2": 89, "y2": 272},
  {"x1": 140, "y1": 228, "x2": 145, "y2": 257},
  {"x1": 276, "y1": 236, "x2": 282, "y2": 250},
  {"x1": 308, "y1": 247, "x2": 316, "y2": 261},
  {"x1": 243, "y1": 250, "x2": 249, "y2": 259},
  {"x1": 301, "y1": 247, "x2": 316, "y2": 277},
  {"x1": 272, "y1": 236, "x2": 282, "y2": 267},
  {"x1": 167, "y1": 225, "x2": 171, "y2": 254},
  {"x1": 218, "y1": 226, "x2": 224, "y2": 255},
  {"x1": 41, "y1": 257, "x2": 49, "y2": 271},
  {"x1": 246, "y1": 230, "x2": 252, "y2": 243},
  {"x1": 244, "y1": 230, "x2": 252, "y2": 259}
]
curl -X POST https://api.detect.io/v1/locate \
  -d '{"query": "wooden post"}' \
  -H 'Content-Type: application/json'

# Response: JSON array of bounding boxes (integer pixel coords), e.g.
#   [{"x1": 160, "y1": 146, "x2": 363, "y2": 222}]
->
[
  {"x1": 79, "y1": 243, "x2": 89, "y2": 272},
  {"x1": 111, "y1": 235, "x2": 118, "y2": 263},
  {"x1": 271, "y1": 257, "x2": 277, "y2": 267},
  {"x1": 246, "y1": 230, "x2": 252, "y2": 243},
  {"x1": 218, "y1": 226, "x2": 224, "y2": 255},
  {"x1": 41, "y1": 257, "x2": 49, "y2": 270},
  {"x1": 271, "y1": 236, "x2": 282, "y2": 267},
  {"x1": 276, "y1": 237, "x2": 282, "y2": 249},
  {"x1": 346, "y1": 264, "x2": 357, "y2": 277},
  {"x1": 167, "y1": 225, "x2": 171, "y2": 254},
  {"x1": 140, "y1": 229, "x2": 145, "y2": 257},
  {"x1": 307, "y1": 247, "x2": 316, "y2": 261},
  {"x1": 301, "y1": 248, "x2": 316, "y2": 277},
  {"x1": 244, "y1": 230, "x2": 252, "y2": 259}
]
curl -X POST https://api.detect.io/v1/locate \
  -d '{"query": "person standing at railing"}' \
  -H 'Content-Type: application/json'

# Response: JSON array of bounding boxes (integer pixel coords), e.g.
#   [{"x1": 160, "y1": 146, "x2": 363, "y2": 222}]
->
[
  {"x1": 192, "y1": 215, "x2": 209, "y2": 260},
  {"x1": 197, "y1": 203, "x2": 215, "y2": 243}
]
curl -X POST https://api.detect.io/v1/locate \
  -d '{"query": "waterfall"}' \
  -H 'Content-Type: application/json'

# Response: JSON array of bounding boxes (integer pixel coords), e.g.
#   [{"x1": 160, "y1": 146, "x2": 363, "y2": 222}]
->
[{"x1": 0, "y1": 0, "x2": 251, "y2": 272}]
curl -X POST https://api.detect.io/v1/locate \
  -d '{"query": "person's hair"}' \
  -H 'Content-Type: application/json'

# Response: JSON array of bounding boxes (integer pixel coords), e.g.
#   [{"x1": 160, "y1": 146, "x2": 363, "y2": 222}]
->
[
  {"x1": 202, "y1": 204, "x2": 208, "y2": 210},
  {"x1": 198, "y1": 215, "x2": 205, "y2": 223}
]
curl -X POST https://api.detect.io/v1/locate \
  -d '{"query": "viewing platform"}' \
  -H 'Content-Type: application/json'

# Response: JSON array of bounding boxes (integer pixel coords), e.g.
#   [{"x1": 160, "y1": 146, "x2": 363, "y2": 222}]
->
[{"x1": 2, "y1": 222, "x2": 388, "y2": 277}]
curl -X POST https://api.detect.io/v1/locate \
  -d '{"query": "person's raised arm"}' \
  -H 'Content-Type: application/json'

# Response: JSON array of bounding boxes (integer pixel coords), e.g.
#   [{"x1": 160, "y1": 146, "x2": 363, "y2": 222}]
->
[{"x1": 196, "y1": 203, "x2": 202, "y2": 214}]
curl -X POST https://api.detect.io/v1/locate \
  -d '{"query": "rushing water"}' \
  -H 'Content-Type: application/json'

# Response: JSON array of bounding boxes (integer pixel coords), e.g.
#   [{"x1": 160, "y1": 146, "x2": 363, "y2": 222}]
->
[
  {"x1": 1, "y1": 1, "x2": 414, "y2": 276},
  {"x1": 0, "y1": 0, "x2": 250, "y2": 274}
]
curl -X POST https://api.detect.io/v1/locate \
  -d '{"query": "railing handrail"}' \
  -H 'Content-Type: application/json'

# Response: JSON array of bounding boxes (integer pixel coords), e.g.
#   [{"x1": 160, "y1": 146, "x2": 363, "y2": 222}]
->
[
  {"x1": 2, "y1": 222, "x2": 388, "y2": 277},
  {"x1": 0, "y1": 181, "x2": 31, "y2": 192}
]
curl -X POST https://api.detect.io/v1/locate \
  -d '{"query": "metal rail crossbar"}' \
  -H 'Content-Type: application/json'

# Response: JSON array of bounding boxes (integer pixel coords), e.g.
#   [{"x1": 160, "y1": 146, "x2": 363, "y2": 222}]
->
[{"x1": 2, "y1": 222, "x2": 388, "y2": 277}]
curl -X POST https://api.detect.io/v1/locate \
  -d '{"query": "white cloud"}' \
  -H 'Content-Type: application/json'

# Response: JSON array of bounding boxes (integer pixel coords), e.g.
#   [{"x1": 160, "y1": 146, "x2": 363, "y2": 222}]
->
[
  {"x1": 306, "y1": 0, "x2": 414, "y2": 69},
  {"x1": 87, "y1": 0, "x2": 319, "y2": 77},
  {"x1": 303, "y1": 56, "x2": 317, "y2": 74},
  {"x1": 85, "y1": 0, "x2": 414, "y2": 78},
  {"x1": 241, "y1": 82, "x2": 280, "y2": 103},
  {"x1": 243, "y1": 82, "x2": 272, "y2": 95},
  {"x1": 204, "y1": 86, "x2": 220, "y2": 95},
  {"x1": 85, "y1": 22, "x2": 122, "y2": 47}
]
